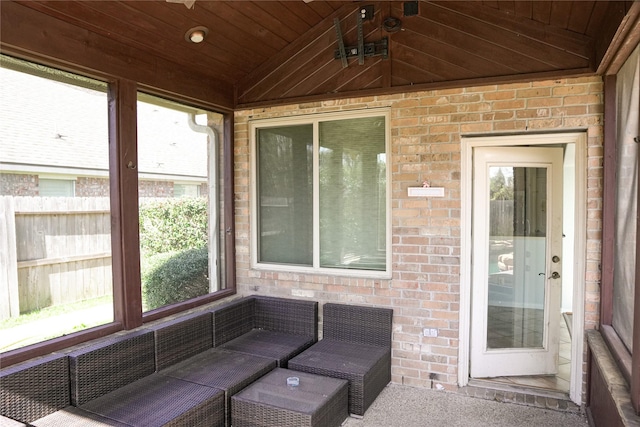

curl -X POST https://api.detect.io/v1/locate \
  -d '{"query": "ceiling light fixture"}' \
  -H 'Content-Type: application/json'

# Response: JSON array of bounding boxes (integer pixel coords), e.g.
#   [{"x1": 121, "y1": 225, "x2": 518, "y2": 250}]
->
[
  {"x1": 167, "y1": 0, "x2": 196, "y2": 9},
  {"x1": 185, "y1": 26, "x2": 208, "y2": 43}
]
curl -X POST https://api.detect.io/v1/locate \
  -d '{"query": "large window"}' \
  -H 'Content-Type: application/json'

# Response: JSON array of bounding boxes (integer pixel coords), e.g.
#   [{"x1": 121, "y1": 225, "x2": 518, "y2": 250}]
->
[
  {"x1": 0, "y1": 55, "x2": 112, "y2": 351},
  {"x1": 612, "y1": 44, "x2": 639, "y2": 352},
  {"x1": 252, "y1": 111, "x2": 390, "y2": 275},
  {"x1": 601, "y1": 43, "x2": 640, "y2": 413},
  {"x1": 137, "y1": 93, "x2": 225, "y2": 313},
  {"x1": 0, "y1": 55, "x2": 231, "y2": 363}
]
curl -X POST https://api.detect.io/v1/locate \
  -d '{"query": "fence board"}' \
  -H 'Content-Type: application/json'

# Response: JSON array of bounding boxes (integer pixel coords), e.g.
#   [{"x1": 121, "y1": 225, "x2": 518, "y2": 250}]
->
[
  {"x1": 4, "y1": 197, "x2": 113, "y2": 314},
  {"x1": 0, "y1": 197, "x2": 20, "y2": 320}
]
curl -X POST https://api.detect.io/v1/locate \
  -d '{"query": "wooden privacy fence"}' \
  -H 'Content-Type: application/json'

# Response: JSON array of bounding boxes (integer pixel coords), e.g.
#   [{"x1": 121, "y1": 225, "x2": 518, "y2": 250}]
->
[{"x1": 0, "y1": 196, "x2": 112, "y2": 320}]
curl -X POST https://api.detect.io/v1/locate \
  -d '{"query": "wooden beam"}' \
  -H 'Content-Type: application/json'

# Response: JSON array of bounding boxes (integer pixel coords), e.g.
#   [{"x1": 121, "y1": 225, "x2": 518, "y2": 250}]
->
[
  {"x1": 597, "y1": 1, "x2": 640, "y2": 75},
  {"x1": 600, "y1": 74, "x2": 617, "y2": 327},
  {"x1": 236, "y1": 66, "x2": 595, "y2": 110},
  {"x1": 109, "y1": 79, "x2": 142, "y2": 330},
  {"x1": 1, "y1": 1, "x2": 234, "y2": 111},
  {"x1": 0, "y1": 323, "x2": 122, "y2": 367},
  {"x1": 223, "y1": 112, "x2": 236, "y2": 293}
]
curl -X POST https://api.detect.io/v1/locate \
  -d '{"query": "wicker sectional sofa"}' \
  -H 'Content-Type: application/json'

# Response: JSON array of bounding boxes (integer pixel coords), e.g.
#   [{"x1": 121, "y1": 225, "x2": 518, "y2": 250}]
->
[
  {"x1": 1, "y1": 297, "x2": 392, "y2": 426},
  {"x1": 0, "y1": 296, "x2": 317, "y2": 426}
]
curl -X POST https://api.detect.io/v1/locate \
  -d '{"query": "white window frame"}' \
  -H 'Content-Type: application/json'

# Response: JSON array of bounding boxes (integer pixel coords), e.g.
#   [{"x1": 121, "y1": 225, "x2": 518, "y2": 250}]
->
[{"x1": 250, "y1": 108, "x2": 392, "y2": 278}]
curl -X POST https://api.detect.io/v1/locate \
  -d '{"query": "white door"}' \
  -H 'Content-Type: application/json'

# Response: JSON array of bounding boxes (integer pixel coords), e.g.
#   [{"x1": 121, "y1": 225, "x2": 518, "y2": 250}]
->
[{"x1": 470, "y1": 146, "x2": 563, "y2": 378}]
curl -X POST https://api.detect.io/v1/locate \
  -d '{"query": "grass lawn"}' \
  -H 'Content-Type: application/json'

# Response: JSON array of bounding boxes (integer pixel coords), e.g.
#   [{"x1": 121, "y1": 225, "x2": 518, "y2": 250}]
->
[{"x1": 0, "y1": 296, "x2": 113, "y2": 351}]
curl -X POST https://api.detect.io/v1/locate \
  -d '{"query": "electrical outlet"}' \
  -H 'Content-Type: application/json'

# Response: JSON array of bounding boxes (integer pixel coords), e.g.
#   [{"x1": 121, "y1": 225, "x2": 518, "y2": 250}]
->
[{"x1": 423, "y1": 328, "x2": 438, "y2": 338}]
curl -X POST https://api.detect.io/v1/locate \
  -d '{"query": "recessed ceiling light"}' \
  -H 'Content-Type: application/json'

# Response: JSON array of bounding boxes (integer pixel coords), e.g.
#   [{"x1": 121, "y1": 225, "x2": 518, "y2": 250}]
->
[{"x1": 185, "y1": 26, "x2": 208, "y2": 43}]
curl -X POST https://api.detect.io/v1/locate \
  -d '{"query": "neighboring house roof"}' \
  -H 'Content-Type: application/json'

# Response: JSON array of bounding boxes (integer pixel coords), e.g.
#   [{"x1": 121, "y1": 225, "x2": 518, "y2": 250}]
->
[{"x1": 0, "y1": 66, "x2": 208, "y2": 181}]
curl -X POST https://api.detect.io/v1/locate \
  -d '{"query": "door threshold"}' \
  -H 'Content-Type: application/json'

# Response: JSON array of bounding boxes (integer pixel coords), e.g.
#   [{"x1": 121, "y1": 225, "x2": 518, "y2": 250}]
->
[{"x1": 461, "y1": 379, "x2": 580, "y2": 413}]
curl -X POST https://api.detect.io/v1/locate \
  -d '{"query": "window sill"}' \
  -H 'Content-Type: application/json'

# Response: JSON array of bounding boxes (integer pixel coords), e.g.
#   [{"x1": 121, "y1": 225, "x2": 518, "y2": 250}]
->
[
  {"x1": 251, "y1": 263, "x2": 392, "y2": 280},
  {"x1": 600, "y1": 324, "x2": 632, "y2": 385}
]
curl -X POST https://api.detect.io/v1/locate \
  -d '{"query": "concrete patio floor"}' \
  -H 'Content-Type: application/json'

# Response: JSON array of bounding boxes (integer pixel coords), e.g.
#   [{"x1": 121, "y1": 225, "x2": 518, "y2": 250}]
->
[{"x1": 343, "y1": 384, "x2": 589, "y2": 427}]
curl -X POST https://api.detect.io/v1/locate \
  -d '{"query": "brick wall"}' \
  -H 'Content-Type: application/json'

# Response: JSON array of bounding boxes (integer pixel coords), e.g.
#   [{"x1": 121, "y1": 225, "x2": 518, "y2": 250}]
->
[
  {"x1": 234, "y1": 77, "x2": 604, "y2": 398},
  {"x1": 138, "y1": 180, "x2": 173, "y2": 198},
  {"x1": 0, "y1": 173, "x2": 38, "y2": 196},
  {"x1": 76, "y1": 177, "x2": 109, "y2": 197}
]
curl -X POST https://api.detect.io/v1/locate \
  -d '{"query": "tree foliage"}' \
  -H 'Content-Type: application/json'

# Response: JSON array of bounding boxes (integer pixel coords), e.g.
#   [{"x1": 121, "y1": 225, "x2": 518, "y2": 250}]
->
[
  {"x1": 490, "y1": 168, "x2": 514, "y2": 201},
  {"x1": 142, "y1": 247, "x2": 209, "y2": 310},
  {"x1": 139, "y1": 197, "x2": 208, "y2": 255}
]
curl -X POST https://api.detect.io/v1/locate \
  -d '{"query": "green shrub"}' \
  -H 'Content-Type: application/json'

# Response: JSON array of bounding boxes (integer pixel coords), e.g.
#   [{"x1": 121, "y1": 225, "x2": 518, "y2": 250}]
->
[
  {"x1": 139, "y1": 197, "x2": 208, "y2": 256},
  {"x1": 142, "y1": 247, "x2": 209, "y2": 310}
]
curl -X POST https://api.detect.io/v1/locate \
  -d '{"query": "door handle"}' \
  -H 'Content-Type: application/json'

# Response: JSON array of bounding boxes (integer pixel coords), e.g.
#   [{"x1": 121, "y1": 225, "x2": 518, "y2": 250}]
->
[{"x1": 550, "y1": 272, "x2": 560, "y2": 279}]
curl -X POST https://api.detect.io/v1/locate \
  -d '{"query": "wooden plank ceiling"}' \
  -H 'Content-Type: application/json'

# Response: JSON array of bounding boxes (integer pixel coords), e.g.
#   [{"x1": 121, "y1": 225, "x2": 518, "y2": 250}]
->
[{"x1": 5, "y1": 0, "x2": 633, "y2": 109}]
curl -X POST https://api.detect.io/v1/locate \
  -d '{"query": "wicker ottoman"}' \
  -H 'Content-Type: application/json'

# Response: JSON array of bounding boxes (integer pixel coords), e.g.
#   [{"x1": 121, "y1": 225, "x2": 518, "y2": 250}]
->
[{"x1": 231, "y1": 368, "x2": 348, "y2": 427}]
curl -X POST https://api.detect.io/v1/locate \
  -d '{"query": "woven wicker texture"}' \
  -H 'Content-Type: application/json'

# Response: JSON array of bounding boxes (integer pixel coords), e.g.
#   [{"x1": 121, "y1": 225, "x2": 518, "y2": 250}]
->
[
  {"x1": 69, "y1": 330, "x2": 155, "y2": 406},
  {"x1": 231, "y1": 368, "x2": 348, "y2": 427},
  {"x1": 160, "y1": 348, "x2": 275, "y2": 425},
  {"x1": 31, "y1": 406, "x2": 130, "y2": 427},
  {"x1": 148, "y1": 311, "x2": 213, "y2": 371},
  {"x1": 212, "y1": 296, "x2": 318, "y2": 367},
  {"x1": 220, "y1": 329, "x2": 314, "y2": 367},
  {"x1": 0, "y1": 354, "x2": 69, "y2": 422},
  {"x1": 254, "y1": 296, "x2": 318, "y2": 338},
  {"x1": 80, "y1": 374, "x2": 225, "y2": 427},
  {"x1": 322, "y1": 303, "x2": 392, "y2": 347},
  {"x1": 212, "y1": 298, "x2": 255, "y2": 347},
  {"x1": 289, "y1": 303, "x2": 393, "y2": 416},
  {"x1": 288, "y1": 339, "x2": 390, "y2": 416},
  {"x1": 0, "y1": 415, "x2": 27, "y2": 427}
]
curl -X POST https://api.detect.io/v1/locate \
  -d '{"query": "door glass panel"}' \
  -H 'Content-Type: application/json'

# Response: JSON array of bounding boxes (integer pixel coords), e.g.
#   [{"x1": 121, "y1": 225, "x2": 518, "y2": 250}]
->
[{"x1": 487, "y1": 166, "x2": 547, "y2": 349}]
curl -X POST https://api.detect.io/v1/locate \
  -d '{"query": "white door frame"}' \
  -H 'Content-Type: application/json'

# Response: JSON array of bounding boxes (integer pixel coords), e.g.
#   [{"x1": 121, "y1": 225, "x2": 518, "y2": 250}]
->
[
  {"x1": 471, "y1": 146, "x2": 563, "y2": 377},
  {"x1": 459, "y1": 132, "x2": 587, "y2": 405}
]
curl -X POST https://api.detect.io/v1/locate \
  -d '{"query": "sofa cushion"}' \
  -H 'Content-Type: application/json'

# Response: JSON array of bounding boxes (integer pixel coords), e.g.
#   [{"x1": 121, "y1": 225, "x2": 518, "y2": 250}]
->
[
  {"x1": 220, "y1": 329, "x2": 315, "y2": 367},
  {"x1": 80, "y1": 375, "x2": 225, "y2": 427},
  {"x1": 147, "y1": 311, "x2": 213, "y2": 371},
  {"x1": 32, "y1": 406, "x2": 129, "y2": 427},
  {"x1": 254, "y1": 296, "x2": 318, "y2": 339},
  {"x1": 212, "y1": 298, "x2": 255, "y2": 347},
  {"x1": 0, "y1": 354, "x2": 69, "y2": 423},
  {"x1": 68, "y1": 330, "x2": 155, "y2": 406},
  {"x1": 0, "y1": 415, "x2": 27, "y2": 426}
]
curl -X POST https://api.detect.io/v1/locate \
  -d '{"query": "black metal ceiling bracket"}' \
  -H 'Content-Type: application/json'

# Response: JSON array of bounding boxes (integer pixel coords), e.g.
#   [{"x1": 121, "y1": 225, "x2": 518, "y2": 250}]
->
[
  {"x1": 357, "y1": 11, "x2": 365, "y2": 65},
  {"x1": 334, "y1": 37, "x2": 388, "y2": 62},
  {"x1": 334, "y1": 10, "x2": 388, "y2": 66},
  {"x1": 334, "y1": 18, "x2": 349, "y2": 68}
]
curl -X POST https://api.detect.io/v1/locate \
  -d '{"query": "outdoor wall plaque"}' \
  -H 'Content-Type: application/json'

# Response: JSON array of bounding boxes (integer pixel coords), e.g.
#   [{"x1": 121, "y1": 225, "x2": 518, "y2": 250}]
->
[{"x1": 407, "y1": 187, "x2": 445, "y2": 197}]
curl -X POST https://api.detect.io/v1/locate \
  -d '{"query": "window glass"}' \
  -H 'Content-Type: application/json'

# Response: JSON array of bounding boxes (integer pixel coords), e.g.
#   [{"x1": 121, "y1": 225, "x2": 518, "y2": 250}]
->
[
  {"x1": 174, "y1": 183, "x2": 200, "y2": 198},
  {"x1": 254, "y1": 113, "x2": 388, "y2": 273},
  {"x1": 319, "y1": 117, "x2": 386, "y2": 270},
  {"x1": 137, "y1": 94, "x2": 224, "y2": 312},
  {"x1": 39, "y1": 178, "x2": 75, "y2": 197},
  {"x1": 257, "y1": 125, "x2": 313, "y2": 265},
  {"x1": 0, "y1": 55, "x2": 112, "y2": 351},
  {"x1": 612, "y1": 45, "x2": 640, "y2": 351}
]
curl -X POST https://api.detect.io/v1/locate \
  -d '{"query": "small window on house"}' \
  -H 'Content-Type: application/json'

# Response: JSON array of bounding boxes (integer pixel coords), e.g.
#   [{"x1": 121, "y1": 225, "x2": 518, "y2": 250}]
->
[
  {"x1": 137, "y1": 93, "x2": 225, "y2": 313},
  {"x1": 251, "y1": 110, "x2": 390, "y2": 276},
  {"x1": 174, "y1": 183, "x2": 200, "y2": 198},
  {"x1": 39, "y1": 178, "x2": 75, "y2": 197}
]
